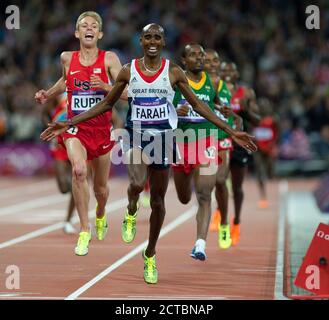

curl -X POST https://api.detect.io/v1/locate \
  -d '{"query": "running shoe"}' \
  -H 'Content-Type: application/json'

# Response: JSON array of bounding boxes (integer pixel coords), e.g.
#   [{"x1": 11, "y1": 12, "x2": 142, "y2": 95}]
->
[
  {"x1": 258, "y1": 199, "x2": 269, "y2": 209},
  {"x1": 63, "y1": 222, "x2": 77, "y2": 234},
  {"x1": 231, "y1": 221, "x2": 241, "y2": 246},
  {"x1": 121, "y1": 209, "x2": 138, "y2": 243},
  {"x1": 140, "y1": 192, "x2": 151, "y2": 208},
  {"x1": 143, "y1": 250, "x2": 158, "y2": 284},
  {"x1": 209, "y1": 209, "x2": 221, "y2": 232},
  {"x1": 74, "y1": 230, "x2": 91, "y2": 256},
  {"x1": 218, "y1": 224, "x2": 232, "y2": 249},
  {"x1": 95, "y1": 211, "x2": 108, "y2": 241},
  {"x1": 190, "y1": 245, "x2": 207, "y2": 261}
]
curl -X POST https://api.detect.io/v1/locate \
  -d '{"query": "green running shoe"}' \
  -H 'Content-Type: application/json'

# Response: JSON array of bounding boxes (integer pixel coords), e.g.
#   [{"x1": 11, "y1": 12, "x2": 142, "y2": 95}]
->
[
  {"x1": 121, "y1": 209, "x2": 138, "y2": 243},
  {"x1": 143, "y1": 250, "x2": 158, "y2": 284}
]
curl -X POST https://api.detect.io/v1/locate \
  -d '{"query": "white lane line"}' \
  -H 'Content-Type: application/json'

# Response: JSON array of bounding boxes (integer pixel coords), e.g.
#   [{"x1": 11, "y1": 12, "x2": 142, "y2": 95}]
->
[
  {"x1": 65, "y1": 205, "x2": 198, "y2": 300},
  {"x1": 0, "y1": 198, "x2": 127, "y2": 250},
  {"x1": 0, "y1": 194, "x2": 69, "y2": 217},
  {"x1": 0, "y1": 179, "x2": 56, "y2": 199},
  {"x1": 274, "y1": 180, "x2": 289, "y2": 300}
]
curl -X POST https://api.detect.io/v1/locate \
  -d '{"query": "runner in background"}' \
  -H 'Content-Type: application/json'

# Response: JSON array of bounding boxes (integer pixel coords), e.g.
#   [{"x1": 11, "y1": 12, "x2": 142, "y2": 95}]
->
[
  {"x1": 222, "y1": 62, "x2": 261, "y2": 246},
  {"x1": 252, "y1": 98, "x2": 279, "y2": 209},
  {"x1": 204, "y1": 50, "x2": 242, "y2": 249},
  {"x1": 41, "y1": 93, "x2": 76, "y2": 234}
]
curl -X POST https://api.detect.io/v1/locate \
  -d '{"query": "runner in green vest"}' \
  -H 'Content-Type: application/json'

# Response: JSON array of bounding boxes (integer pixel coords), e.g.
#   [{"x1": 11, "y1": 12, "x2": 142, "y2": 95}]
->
[
  {"x1": 205, "y1": 49, "x2": 242, "y2": 249},
  {"x1": 172, "y1": 43, "x2": 221, "y2": 261}
]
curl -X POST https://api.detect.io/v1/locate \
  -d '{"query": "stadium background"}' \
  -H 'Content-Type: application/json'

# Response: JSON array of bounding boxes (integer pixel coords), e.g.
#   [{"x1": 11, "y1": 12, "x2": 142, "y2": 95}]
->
[{"x1": 0, "y1": 0, "x2": 328, "y2": 176}]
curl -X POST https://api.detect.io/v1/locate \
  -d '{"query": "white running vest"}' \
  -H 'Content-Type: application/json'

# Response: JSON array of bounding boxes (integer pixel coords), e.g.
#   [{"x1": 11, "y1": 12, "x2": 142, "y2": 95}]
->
[{"x1": 127, "y1": 59, "x2": 177, "y2": 133}]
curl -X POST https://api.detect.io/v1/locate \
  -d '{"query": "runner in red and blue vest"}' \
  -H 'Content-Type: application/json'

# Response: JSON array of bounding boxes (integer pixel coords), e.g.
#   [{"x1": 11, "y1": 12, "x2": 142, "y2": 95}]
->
[
  {"x1": 41, "y1": 24, "x2": 257, "y2": 284},
  {"x1": 35, "y1": 11, "x2": 127, "y2": 256},
  {"x1": 253, "y1": 98, "x2": 279, "y2": 209}
]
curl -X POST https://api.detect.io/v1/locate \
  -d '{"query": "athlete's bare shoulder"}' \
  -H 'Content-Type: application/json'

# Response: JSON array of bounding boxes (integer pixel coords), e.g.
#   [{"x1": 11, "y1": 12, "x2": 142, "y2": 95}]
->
[
  {"x1": 105, "y1": 50, "x2": 120, "y2": 61},
  {"x1": 168, "y1": 61, "x2": 186, "y2": 85},
  {"x1": 60, "y1": 51, "x2": 73, "y2": 67}
]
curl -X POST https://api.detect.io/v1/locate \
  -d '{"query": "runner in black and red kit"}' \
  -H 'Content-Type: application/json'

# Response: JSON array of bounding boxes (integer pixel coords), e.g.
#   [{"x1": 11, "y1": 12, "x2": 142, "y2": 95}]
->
[{"x1": 221, "y1": 62, "x2": 261, "y2": 246}]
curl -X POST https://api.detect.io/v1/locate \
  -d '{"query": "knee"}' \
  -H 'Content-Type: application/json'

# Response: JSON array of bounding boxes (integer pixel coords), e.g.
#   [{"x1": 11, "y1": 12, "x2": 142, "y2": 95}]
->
[
  {"x1": 150, "y1": 195, "x2": 165, "y2": 213},
  {"x1": 129, "y1": 182, "x2": 144, "y2": 194},
  {"x1": 58, "y1": 182, "x2": 70, "y2": 194},
  {"x1": 72, "y1": 162, "x2": 87, "y2": 183},
  {"x1": 178, "y1": 193, "x2": 192, "y2": 205},
  {"x1": 196, "y1": 189, "x2": 212, "y2": 205},
  {"x1": 94, "y1": 185, "x2": 108, "y2": 199},
  {"x1": 234, "y1": 186, "x2": 244, "y2": 197}
]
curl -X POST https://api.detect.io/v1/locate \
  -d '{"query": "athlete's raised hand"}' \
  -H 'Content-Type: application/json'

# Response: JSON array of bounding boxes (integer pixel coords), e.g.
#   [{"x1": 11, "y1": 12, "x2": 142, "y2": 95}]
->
[
  {"x1": 40, "y1": 122, "x2": 69, "y2": 142},
  {"x1": 176, "y1": 104, "x2": 189, "y2": 116},
  {"x1": 35, "y1": 90, "x2": 49, "y2": 105},
  {"x1": 90, "y1": 75, "x2": 110, "y2": 91},
  {"x1": 231, "y1": 131, "x2": 257, "y2": 153},
  {"x1": 220, "y1": 106, "x2": 233, "y2": 118}
]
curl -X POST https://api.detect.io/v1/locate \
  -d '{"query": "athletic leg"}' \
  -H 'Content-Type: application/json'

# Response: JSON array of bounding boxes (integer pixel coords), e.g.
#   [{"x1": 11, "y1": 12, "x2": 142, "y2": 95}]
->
[
  {"x1": 215, "y1": 150, "x2": 230, "y2": 225},
  {"x1": 91, "y1": 151, "x2": 111, "y2": 218},
  {"x1": 230, "y1": 162, "x2": 247, "y2": 225},
  {"x1": 65, "y1": 138, "x2": 89, "y2": 232},
  {"x1": 173, "y1": 169, "x2": 194, "y2": 205},
  {"x1": 145, "y1": 167, "x2": 170, "y2": 257}
]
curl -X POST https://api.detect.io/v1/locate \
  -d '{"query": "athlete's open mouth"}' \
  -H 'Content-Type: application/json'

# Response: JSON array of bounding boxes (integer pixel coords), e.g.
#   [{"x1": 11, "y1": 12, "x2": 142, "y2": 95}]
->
[
  {"x1": 147, "y1": 47, "x2": 158, "y2": 54},
  {"x1": 85, "y1": 34, "x2": 95, "y2": 40}
]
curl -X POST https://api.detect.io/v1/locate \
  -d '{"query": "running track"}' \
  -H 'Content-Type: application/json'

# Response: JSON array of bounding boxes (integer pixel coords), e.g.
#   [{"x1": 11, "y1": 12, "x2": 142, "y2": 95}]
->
[{"x1": 0, "y1": 175, "x2": 317, "y2": 300}]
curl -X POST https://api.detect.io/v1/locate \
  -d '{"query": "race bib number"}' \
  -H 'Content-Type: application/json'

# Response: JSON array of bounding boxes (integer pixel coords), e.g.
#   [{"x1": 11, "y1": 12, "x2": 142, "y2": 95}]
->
[
  {"x1": 178, "y1": 101, "x2": 206, "y2": 123},
  {"x1": 204, "y1": 146, "x2": 216, "y2": 159},
  {"x1": 66, "y1": 126, "x2": 78, "y2": 135},
  {"x1": 71, "y1": 94, "x2": 104, "y2": 112},
  {"x1": 219, "y1": 138, "x2": 232, "y2": 149}
]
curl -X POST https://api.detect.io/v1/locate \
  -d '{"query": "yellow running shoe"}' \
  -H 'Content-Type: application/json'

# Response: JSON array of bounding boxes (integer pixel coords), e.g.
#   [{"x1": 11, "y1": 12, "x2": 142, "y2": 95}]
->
[
  {"x1": 95, "y1": 213, "x2": 108, "y2": 241},
  {"x1": 121, "y1": 209, "x2": 138, "y2": 243},
  {"x1": 218, "y1": 224, "x2": 232, "y2": 249},
  {"x1": 75, "y1": 231, "x2": 91, "y2": 256},
  {"x1": 143, "y1": 250, "x2": 158, "y2": 284}
]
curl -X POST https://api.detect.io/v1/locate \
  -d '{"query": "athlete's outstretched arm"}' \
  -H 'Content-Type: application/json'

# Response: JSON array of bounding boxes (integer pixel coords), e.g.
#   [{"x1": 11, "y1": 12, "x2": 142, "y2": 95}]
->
[
  {"x1": 40, "y1": 64, "x2": 130, "y2": 141},
  {"x1": 35, "y1": 52, "x2": 70, "y2": 104},
  {"x1": 170, "y1": 63, "x2": 257, "y2": 152}
]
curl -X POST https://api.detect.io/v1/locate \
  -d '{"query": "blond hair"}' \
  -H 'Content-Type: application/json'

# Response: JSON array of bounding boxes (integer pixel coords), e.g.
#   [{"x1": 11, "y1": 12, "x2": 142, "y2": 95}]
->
[{"x1": 76, "y1": 11, "x2": 103, "y2": 31}]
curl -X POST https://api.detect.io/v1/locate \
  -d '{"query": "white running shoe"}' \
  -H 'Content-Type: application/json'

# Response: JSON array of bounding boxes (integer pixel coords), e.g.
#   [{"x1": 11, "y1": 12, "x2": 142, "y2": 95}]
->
[{"x1": 63, "y1": 222, "x2": 77, "y2": 234}]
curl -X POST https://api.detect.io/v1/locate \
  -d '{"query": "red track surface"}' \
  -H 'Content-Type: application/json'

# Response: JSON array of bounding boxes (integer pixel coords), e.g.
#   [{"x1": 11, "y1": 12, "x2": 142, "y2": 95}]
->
[{"x1": 0, "y1": 176, "x2": 281, "y2": 300}]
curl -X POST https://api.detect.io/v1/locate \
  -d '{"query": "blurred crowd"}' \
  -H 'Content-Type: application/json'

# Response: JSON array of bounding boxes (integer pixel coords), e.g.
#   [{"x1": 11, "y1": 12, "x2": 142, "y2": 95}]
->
[{"x1": 0, "y1": 0, "x2": 328, "y2": 165}]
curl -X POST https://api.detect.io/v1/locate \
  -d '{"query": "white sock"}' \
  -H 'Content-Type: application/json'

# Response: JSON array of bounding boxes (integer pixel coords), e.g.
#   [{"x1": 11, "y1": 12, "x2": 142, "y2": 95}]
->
[{"x1": 195, "y1": 239, "x2": 206, "y2": 251}]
